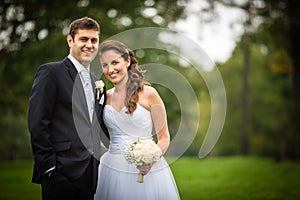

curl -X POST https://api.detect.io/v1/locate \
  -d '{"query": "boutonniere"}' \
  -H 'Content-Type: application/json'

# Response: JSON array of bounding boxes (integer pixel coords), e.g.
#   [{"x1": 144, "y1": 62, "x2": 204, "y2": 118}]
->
[{"x1": 95, "y1": 80, "x2": 104, "y2": 100}]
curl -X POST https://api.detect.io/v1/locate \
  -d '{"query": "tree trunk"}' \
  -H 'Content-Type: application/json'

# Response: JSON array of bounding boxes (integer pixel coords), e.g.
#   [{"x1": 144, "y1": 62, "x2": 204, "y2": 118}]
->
[
  {"x1": 276, "y1": 87, "x2": 288, "y2": 162},
  {"x1": 241, "y1": 41, "x2": 250, "y2": 155},
  {"x1": 288, "y1": 0, "x2": 300, "y2": 159}
]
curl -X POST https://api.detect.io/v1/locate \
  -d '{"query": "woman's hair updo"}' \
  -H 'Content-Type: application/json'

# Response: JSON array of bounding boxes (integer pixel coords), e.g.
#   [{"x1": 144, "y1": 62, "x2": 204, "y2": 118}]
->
[{"x1": 99, "y1": 40, "x2": 148, "y2": 114}]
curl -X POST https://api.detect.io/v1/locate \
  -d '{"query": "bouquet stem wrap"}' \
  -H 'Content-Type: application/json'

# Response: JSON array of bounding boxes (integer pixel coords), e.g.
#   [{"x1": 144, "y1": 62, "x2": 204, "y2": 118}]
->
[{"x1": 137, "y1": 173, "x2": 144, "y2": 183}]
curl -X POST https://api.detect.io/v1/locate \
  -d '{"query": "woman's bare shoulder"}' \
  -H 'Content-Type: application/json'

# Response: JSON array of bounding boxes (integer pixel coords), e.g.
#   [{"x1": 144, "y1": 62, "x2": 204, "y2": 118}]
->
[
  {"x1": 106, "y1": 88, "x2": 114, "y2": 104},
  {"x1": 141, "y1": 85, "x2": 163, "y2": 106},
  {"x1": 106, "y1": 88, "x2": 114, "y2": 95},
  {"x1": 143, "y1": 85, "x2": 159, "y2": 97}
]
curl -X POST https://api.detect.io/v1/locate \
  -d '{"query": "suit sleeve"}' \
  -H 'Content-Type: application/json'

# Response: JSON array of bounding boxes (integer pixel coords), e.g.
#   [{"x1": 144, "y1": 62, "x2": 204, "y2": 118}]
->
[
  {"x1": 28, "y1": 64, "x2": 56, "y2": 175},
  {"x1": 100, "y1": 87, "x2": 110, "y2": 148},
  {"x1": 100, "y1": 117, "x2": 110, "y2": 148}
]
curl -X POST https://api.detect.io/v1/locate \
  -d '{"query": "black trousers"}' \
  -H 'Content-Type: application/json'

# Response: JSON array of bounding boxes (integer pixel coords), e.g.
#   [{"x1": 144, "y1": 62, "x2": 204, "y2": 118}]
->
[{"x1": 41, "y1": 158, "x2": 96, "y2": 200}]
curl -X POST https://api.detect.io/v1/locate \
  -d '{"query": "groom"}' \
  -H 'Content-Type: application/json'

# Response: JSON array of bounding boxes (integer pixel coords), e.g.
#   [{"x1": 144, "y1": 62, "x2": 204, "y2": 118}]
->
[{"x1": 28, "y1": 17, "x2": 109, "y2": 200}]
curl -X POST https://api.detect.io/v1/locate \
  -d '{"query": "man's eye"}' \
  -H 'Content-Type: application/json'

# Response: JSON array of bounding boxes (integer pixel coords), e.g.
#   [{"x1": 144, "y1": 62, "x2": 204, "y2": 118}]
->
[{"x1": 91, "y1": 39, "x2": 98, "y2": 43}]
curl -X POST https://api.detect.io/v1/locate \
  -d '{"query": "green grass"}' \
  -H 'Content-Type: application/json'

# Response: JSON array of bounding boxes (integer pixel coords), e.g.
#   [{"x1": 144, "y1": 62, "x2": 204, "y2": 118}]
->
[
  {"x1": 170, "y1": 156, "x2": 300, "y2": 200},
  {"x1": 0, "y1": 160, "x2": 41, "y2": 200},
  {"x1": 0, "y1": 156, "x2": 299, "y2": 200}
]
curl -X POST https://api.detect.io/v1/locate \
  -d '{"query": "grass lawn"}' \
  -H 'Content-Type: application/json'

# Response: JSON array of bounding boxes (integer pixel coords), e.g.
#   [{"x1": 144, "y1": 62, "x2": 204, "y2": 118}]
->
[
  {"x1": 0, "y1": 156, "x2": 299, "y2": 200},
  {"x1": 0, "y1": 160, "x2": 41, "y2": 200},
  {"x1": 170, "y1": 156, "x2": 300, "y2": 200}
]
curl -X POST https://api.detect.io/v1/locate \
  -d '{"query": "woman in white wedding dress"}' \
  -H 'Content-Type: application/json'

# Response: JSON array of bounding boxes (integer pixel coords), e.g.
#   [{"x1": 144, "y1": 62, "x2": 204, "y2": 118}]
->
[{"x1": 94, "y1": 40, "x2": 180, "y2": 200}]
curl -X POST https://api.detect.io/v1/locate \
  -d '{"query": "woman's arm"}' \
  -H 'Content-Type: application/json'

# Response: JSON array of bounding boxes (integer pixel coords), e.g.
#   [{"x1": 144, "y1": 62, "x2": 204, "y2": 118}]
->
[
  {"x1": 137, "y1": 86, "x2": 170, "y2": 175},
  {"x1": 142, "y1": 85, "x2": 170, "y2": 155}
]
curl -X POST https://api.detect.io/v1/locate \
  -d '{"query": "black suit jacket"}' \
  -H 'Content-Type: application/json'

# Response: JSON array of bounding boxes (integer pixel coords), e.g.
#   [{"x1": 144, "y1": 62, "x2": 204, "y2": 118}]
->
[{"x1": 28, "y1": 57, "x2": 109, "y2": 185}]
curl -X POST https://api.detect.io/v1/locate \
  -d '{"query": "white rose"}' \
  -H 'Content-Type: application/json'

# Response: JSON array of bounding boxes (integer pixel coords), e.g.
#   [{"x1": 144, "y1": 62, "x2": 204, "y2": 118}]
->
[
  {"x1": 95, "y1": 80, "x2": 104, "y2": 93},
  {"x1": 142, "y1": 153, "x2": 153, "y2": 164}
]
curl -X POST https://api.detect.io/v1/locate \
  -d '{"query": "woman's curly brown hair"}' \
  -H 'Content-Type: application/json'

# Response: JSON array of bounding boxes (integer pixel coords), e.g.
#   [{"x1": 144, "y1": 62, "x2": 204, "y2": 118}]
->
[{"x1": 99, "y1": 40, "x2": 149, "y2": 114}]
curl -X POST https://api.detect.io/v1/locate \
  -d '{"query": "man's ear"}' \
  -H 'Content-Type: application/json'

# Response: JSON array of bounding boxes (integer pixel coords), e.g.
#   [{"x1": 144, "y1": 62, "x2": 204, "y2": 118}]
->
[{"x1": 66, "y1": 35, "x2": 73, "y2": 48}]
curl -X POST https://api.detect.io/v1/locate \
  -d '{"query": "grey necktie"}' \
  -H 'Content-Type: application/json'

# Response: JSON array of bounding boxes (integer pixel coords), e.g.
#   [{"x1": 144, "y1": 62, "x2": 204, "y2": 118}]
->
[{"x1": 81, "y1": 69, "x2": 94, "y2": 122}]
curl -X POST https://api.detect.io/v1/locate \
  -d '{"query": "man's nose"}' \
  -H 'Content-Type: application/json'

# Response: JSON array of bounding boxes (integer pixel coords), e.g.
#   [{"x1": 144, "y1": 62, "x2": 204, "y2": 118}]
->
[{"x1": 86, "y1": 39, "x2": 93, "y2": 47}]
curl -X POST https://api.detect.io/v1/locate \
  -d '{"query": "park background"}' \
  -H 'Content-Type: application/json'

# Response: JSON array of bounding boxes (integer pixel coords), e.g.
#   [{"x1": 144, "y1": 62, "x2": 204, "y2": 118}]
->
[{"x1": 0, "y1": 0, "x2": 300, "y2": 199}]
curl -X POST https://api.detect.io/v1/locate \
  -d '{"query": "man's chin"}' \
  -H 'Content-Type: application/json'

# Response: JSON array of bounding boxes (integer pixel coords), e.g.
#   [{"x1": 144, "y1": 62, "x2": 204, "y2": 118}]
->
[{"x1": 82, "y1": 59, "x2": 94, "y2": 66}]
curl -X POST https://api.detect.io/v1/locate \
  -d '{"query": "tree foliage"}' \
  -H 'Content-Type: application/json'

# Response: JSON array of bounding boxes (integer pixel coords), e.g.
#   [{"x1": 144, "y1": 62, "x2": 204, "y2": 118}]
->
[
  {"x1": 203, "y1": 0, "x2": 300, "y2": 160},
  {"x1": 1, "y1": 0, "x2": 299, "y2": 160},
  {"x1": 216, "y1": 43, "x2": 293, "y2": 158},
  {"x1": 0, "y1": 0, "x2": 187, "y2": 160}
]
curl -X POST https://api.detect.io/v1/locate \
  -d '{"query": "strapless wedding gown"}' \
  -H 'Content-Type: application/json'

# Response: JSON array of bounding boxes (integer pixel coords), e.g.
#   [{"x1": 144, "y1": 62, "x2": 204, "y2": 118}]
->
[{"x1": 94, "y1": 104, "x2": 180, "y2": 200}]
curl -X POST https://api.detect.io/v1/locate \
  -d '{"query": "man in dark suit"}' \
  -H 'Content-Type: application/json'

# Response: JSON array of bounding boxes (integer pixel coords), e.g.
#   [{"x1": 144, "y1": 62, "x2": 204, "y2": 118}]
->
[{"x1": 28, "y1": 17, "x2": 109, "y2": 200}]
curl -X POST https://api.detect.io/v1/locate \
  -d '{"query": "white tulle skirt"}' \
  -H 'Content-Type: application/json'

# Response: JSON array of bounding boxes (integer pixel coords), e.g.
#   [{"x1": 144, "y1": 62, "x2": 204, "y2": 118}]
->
[{"x1": 94, "y1": 151, "x2": 180, "y2": 200}]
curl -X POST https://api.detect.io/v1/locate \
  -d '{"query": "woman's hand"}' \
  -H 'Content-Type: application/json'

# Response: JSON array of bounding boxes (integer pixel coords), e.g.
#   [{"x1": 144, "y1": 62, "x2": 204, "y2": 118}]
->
[{"x1": 137, "y1": 163, "x2": 153, "y2": 175}]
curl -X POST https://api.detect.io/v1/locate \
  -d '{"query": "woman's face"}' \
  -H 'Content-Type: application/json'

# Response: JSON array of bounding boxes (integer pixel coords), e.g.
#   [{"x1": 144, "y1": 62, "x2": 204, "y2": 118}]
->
[{"x1": 100, "y1": 50, "x2": 130, "y2": 85}]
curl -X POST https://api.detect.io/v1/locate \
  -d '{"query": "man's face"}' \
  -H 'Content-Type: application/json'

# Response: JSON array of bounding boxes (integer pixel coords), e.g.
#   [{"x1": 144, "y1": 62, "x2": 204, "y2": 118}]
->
[{"x1": 67, "y1": 29, "x2": 99, "y2": 67}]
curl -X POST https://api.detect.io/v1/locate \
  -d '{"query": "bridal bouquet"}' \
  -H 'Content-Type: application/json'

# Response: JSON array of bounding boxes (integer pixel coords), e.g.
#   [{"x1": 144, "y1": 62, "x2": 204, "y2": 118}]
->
[{"x1": 124, "y1": 138, "x2": 162, "y2": 183}]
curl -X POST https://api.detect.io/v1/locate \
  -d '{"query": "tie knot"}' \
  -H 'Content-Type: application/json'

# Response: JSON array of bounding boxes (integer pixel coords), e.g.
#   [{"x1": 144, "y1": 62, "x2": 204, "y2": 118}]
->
[{"x1": 81, "y1": 69, "x2": 90, "y2": 84}]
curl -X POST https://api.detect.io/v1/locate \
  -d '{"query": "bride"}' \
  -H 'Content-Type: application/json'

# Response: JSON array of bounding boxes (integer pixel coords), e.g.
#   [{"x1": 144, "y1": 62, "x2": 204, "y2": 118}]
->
[{"x1": 94, "y1": 40, "x2": 180, "y2": 200}]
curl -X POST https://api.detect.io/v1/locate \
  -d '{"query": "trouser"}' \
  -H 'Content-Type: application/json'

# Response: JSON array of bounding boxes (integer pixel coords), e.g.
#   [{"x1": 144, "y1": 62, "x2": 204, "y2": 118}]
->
[{"x1": 41, "y1": 158, "x2": 94, "y2": 200}]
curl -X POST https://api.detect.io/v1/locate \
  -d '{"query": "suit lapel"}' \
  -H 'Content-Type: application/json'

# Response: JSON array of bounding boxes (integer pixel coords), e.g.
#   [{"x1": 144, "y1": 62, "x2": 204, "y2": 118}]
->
[
  {"x1": 91, "y1": 75, "x2": 100, "y2": 124},
  {"x1": 64, "y1": 58, "x2": 90, "y2": 123},
  {"x1": 91, "y1": 75, "x2": 96, "y2": 99},
  {"x1": 64, "y1": 58, "x2": 77, "y2": 82}
]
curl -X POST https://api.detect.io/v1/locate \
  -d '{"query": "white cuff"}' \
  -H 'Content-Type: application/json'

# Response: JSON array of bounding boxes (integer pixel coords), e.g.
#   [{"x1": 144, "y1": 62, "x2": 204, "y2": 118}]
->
[{"x1": 45, "y1": 166, "x2": 56, "y2": 174}]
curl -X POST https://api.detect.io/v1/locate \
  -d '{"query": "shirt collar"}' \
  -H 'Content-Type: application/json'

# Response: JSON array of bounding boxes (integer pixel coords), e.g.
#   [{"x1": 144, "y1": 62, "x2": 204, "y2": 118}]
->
[{"x1": 68, "y1": 54, "x2": 90, "y2": 73}]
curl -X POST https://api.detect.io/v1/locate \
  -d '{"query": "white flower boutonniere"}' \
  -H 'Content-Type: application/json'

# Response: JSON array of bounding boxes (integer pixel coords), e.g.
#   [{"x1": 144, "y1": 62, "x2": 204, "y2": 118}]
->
[{"x1": 95, "y1": 80, "x2": 104, "y2": 100}]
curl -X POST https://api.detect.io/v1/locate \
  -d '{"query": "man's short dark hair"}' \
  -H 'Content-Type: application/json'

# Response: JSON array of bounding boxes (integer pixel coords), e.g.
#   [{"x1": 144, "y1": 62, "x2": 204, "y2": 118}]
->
[{"x1": 68, "y1": 16, "x2": 100, "y2": 39}]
